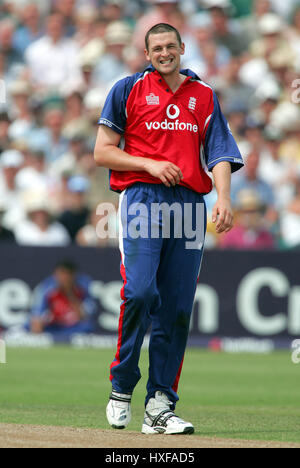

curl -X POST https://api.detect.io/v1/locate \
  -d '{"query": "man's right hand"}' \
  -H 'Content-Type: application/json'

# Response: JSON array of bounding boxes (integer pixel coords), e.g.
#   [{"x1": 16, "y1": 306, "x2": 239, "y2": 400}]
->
[{"x1": 143, "y1": 160, "x2": 183, "y2": 187}]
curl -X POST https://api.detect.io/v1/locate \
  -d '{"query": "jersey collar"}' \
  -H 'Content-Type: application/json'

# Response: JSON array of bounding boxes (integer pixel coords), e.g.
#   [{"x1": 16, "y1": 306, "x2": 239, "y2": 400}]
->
[{"x1": 144, "y1": 64, "x2": 201, "y2": 81}]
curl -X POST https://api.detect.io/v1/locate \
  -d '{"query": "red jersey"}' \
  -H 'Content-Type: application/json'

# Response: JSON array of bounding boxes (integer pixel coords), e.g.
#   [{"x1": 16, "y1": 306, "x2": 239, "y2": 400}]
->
[
  {"x1": 31, "y1": 274, "x2": 96, "y2": 328},
  {"x1": 99, "y1": 66, "x2": 243, "y2": 194},
  {"x1": 46, "y1": 288, "x2": 84, "y2": 327}
]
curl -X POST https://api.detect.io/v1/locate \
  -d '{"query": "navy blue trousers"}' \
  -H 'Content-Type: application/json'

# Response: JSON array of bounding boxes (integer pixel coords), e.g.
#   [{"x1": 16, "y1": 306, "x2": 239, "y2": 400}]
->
[{"x1": 110, "y1": 183, "x2": 206, "y2": 407}]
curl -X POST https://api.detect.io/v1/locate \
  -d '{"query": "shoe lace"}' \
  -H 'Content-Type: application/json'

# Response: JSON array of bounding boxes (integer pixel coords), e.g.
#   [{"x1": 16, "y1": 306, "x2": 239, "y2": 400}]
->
[{"x1": 146, "y1": 408, "x2": 182, "y2": 428}]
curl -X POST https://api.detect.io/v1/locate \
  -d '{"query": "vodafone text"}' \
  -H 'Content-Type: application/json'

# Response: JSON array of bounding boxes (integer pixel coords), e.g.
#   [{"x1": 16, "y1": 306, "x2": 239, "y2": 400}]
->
[
  {"x1": 145, "y1": 119, "x2": 198, "y2": 133},
  {"x1": 145, "y1": 104, "x2": 198, "y2": 133}
]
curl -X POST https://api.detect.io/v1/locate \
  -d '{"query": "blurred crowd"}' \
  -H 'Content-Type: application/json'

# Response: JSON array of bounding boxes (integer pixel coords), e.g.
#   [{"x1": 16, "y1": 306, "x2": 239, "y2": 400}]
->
[{"x1": 0, "y1": 0, "x2": 300, "y2": 250}]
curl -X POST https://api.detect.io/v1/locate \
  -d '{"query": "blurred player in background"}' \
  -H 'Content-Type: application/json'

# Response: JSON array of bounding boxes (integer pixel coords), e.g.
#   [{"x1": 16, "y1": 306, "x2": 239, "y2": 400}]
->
[
  {"x1": 94, "y1": 23, "x2": 243, "y2": 434},
  {"x1": 30, "y1": 260, "x2": 96, "y2": 338}
]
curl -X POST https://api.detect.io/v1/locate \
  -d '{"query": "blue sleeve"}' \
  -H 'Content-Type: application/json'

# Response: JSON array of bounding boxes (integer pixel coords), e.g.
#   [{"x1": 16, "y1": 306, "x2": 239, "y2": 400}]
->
[
  {"x1": 204, "y1": 91, "x2": 244, "y2": 173},
  {"x1": 98, "y1": 76, "x2": 136, "y2": 135},
  {"x1": 31, "y1": 278, "x2": 56, "y2": 318}
]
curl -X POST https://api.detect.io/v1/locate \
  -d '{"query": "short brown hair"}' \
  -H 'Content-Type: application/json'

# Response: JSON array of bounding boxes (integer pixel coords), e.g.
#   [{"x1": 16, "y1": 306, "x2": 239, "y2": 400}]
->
[{"x1": 145, "y1": 23, "x2": 182, "y2": 51}]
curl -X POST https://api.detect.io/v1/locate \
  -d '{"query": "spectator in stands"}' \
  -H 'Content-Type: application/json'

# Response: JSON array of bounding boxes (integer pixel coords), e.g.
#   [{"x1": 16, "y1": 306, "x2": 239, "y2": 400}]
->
[
  {"x1": 25, "y1": 13, "x2": 82, "y2": 93},
  {"x1": 287, "y1": 5, "x2": 300, "y2": 69},
  {"x1": 52, "y1": 0, "x2": 77, "y2": 37},
  {"x1": 0, "y1": 149, "x2": 25, "y2": 229},
  {"x1": 133, "y1": 0, "x2": 181, "y2": 51},
  {"x1": 219, "y1": 189, "x2": 275, "y2": 250},
  {"x1": 92, "y1": 20, "x2": 132, "y2": 86},
  {"x1": 15, "y1": 149, "x2": 49, "y2": 193},
  {"x1": 0, "y1": 2, "x2": 9, "y2": 21},
  {"x1": 101, "y1": 0, "x2": 127, "y2": 23},
  {"x1": 30, "y1": 260, "x2": 96, "y2": 336},
  {"x1": 62, "y1": 90, "x2": 90, "y2": 137},
  {"x1": 195, "y1": 40, "x2": 224, "y2": 84},
  {"x1": 269, "y1": 0, "x2": 299, "y2": 20},
  {"x1": 219, "y1": 57, "x2": 255, "y2": 114},
  {"x1": 73, "y1": 5, "x2": 97, "y2": 48},
  {"x1": 28, "y1": 105, "x2": 70, "y2": 163},
  {"x1": 250, "y1": 13, "x2": 294, "y2": 67},
  {"x1": 8, "y1": 80, "x2": 34, "y2": 141},
  {"x1": 74, "y1": 147, "x2": 118, "y2": 207},
  {"x1": 242, "y1": 0, "x2": 272, "y2": 44},
  {"x1": 0, "y1": 199, "x2": 15, "y2": 243},
  {"x1": 0, "y1": 18, "x2": 23, "y2": 69},
  {"x1": 255, "y1": 94, "x2": 280, "y2": 128},
  {"x1": 58, "y1": 175, "x2": 90, "y2": 242},
  {"x1": 182, "y1": 12, "x2": 231, "y2": 79},
  {"x1": 49, "y1": 133, "x2": 86, "y2": 178},
  {"x1": 12, "y1": 3, "x2": 43, "y2": 55},
  {"x1": 0, "y1": 50, "x2": 7, "y2": 82},
  {"x1": 232, "y1": 151, "x2": 273, "y2": 203},
  {"x1": 231, "y1": 150, "x2": 277, "y2": 230},
  {"x1": 0, "y1": 149, "x2": 23, "y2": 194},
  {"x1": 274, "y1": 104, "x2": 300, "y2": 165},
  {"x1": 258, "y1": 127, "x2": 297, "y2": 210},
  {"x1": 280, "y1": 178, "x2": 300, "y2": 249},
  {"x1": 49, "y1": 170, "x2": 73, "y2": 216},
  {"x1": 0, "y1": 113, "x2": 11, "y2": 152},
  {"x1": 267, "y1": 51, "x2": 295, "y2": 105},
  {"x1": 14, "y1": 190, "x2": 70, "y2": 246},
  {"x1": 225, "y1": 105, "x2": 247, "y2": 144},
  {"x1": 76, "y1": 207, "x2": 118, "y2": 247},
  {"x1": 205, "y1": 0, "x2": 248, "y2": 56},
  {"x1": 123, "y1": 45, "x2": 148, "y2": 75}
]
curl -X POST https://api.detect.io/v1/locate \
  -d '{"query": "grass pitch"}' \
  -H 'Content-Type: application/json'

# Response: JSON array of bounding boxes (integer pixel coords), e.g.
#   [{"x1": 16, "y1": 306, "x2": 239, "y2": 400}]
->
[{"x1": 0, "y1": 347, "x2": 299, "y2": 443}]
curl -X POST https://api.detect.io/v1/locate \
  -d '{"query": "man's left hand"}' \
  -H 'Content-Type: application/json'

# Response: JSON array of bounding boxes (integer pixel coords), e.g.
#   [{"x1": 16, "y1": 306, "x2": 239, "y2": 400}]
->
[{"x1": 212, "y1": 198, "x2": 234, "y2": 234}]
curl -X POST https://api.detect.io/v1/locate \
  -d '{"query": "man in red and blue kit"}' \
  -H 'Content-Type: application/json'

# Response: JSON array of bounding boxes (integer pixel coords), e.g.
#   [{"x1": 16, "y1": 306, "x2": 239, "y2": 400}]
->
[
  {"x1": 30, "y1": 261, "x2": 96, "y2": 338},
  {"x1": 94, "y1": 23, "x2": 243, "y2": 435}
]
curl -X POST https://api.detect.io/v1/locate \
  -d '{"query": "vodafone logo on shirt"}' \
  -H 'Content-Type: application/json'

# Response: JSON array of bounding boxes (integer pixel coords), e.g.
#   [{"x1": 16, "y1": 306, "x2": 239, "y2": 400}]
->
[
  {"x1": 145, "y1": 104, "x2": 199, "y2": 133},
  {"x1": 166, "y1": 104, "x2": 180, "y2": 119}
]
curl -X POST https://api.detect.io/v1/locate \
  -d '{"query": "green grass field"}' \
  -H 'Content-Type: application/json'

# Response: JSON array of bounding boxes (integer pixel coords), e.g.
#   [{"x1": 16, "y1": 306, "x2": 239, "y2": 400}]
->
[{"x1": 0, "y1": 347, "x2": 300, "y2": 443}]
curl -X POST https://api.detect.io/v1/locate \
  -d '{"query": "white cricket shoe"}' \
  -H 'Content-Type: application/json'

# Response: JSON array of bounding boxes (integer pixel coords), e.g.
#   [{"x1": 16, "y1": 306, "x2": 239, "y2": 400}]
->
[
  {"x1": 142, "y1": 391, "x2": 194, "y2": 435},
  {"x1": 106, "y1": 389, "x2": 132, "y2": 429}
]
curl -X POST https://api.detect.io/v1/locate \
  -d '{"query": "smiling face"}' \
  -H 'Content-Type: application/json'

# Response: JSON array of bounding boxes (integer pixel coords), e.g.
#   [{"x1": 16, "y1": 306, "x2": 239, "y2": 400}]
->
[{"x1": 145, "y1": 31, "x2": 185, "y2": 77}]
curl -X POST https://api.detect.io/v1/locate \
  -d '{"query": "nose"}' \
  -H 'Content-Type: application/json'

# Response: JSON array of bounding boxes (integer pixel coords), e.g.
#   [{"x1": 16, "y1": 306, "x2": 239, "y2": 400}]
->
[{"x1": 160, "y1": 47, "x2": 169, "y2": 57}]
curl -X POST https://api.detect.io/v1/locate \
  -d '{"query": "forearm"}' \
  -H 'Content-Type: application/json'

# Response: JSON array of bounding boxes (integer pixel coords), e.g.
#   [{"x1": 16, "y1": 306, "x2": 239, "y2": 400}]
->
[
  {"x1": 212, "y1": 161, "x2": 232, "y2": 200},
  {"x1": 211, "y1": 162, "x2": 234, "y2": 234},
  {"x1": 31, "y1": 318, "x2": 44, "y2": 334},
  {"x1": 94, "y1": 143, "x2": 150, "y2": 172},
  {"x1": 94, "y1": 126, "x2": 183, "y2": 186}
]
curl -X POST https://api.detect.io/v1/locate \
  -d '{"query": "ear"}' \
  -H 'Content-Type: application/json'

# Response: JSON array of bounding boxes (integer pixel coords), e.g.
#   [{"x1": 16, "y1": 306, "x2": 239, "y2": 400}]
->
[
  {"x1": 180, "y1": 42, "x2": 185, "y2": 56},
  {"x1": 144, "y1": 48, "x2": 150, "y2": 62}
]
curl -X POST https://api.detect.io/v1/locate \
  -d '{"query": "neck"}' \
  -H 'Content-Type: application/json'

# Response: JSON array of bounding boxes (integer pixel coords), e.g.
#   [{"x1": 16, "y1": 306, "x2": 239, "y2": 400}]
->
[
  {"x1": 160, "y1": 71, "x2": 185, "y2": 93},
  {"x1": 6, "y1": 180, "x2": 15, "y2": 191},
  {"x1": 35, "y1": 221, "x2": 48, "y2": 232},
  {"x1": 52, "y1": 131, "x2": 61, "y2": 142},
  {"x1": 28, "y1": 23, "x2": 39, "y2": 34},
  {"x1": 49, "y1": 36, "x2": 61, "y2": 45}
]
